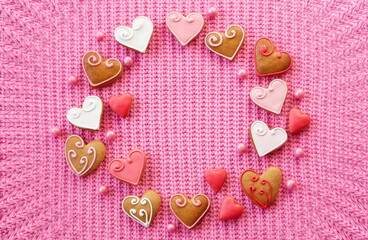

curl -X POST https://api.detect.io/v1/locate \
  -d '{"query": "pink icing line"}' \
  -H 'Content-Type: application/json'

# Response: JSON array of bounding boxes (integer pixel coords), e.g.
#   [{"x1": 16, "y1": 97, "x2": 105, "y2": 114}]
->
[
  {"x1": 82, "y1": 51, "x2": 123, "y2": 87},
  {"x1": 169, "y1": 193, "x2": 210, "y2": 229}
]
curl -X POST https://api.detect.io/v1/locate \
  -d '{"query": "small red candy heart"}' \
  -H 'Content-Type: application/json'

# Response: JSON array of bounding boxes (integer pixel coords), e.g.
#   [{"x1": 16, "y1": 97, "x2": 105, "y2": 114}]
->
[
  {"x1": 219, "y1": 196, "x2": 244, "y2": 220},
  {"x1": 109, "y1": 94, "x2": 133, "y2": 118},
  {"x1": 289, "y1": 108, "x2": 311, "y2": 133},
  {"x1": 204, "y1": 168, "x2": 227, "y2": 192}
]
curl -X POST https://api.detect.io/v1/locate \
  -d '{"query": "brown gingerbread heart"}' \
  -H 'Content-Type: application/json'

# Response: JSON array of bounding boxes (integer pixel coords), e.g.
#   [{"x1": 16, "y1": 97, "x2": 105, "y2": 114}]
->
[
  {"x1": 205, "y1": 25, "x2": 245, "y2": 61},
  {"x1": 240, "y1": 167, "x2": 282, "y2": 208},
  {"x1": 65, "y1": 134, "x2": 106, "y2": 177},
  {"x1": 122, "y1": 190, "x2": 161, "y2": 228},
  {"x1": 170, "y1": 193, "x2": 210, "y2": 229},
  {"x1": 255, "y1": 38, "x2": 292, "y2": 76},
  {"x1": 82, "y1": 51, "x2": 123, "y2": 88}
]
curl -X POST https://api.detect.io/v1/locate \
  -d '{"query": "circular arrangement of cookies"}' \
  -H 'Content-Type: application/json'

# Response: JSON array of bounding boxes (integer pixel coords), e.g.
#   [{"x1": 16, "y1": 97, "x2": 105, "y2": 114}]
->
[{"x1": 62, "y1": 12, "x2": 311, "y2": 230}]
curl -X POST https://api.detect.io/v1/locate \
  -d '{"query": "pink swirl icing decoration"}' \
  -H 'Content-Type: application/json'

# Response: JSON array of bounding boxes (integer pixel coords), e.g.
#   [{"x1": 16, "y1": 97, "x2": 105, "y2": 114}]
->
[
  {"x1": 110, "y1": 159, "x2": 125, "y2": 172},
  {"x1": 105, "y1": 60, "x2": 114, "y2": 68},
  {"x1": 174, "y1": 194, "x2": 187, "y2": 207},
  {"x1": 87, "y1": 52, "x2": 102, "y2": 66},
  {"x1": 260, "y1": 45, "x2": 267, "y2": 54},
  {"x1": 191, "y1": 194, "x2": 202, "y2": 207}
]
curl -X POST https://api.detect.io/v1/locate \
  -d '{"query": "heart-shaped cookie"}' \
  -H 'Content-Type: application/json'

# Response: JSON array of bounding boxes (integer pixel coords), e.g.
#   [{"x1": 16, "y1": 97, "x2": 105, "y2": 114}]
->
[
  {"x1": 170, "y1": 193, "x2": 210, "y2": 229},
  {"x1": 219, "y1": 196, "x2": 244, "y2": 220},
  {"x1": 205, "y1": 25, "x2": 245, "y2": 61},
  {"x1": 250, "y1": 121, "x2": 287, "y2": 156},
  {"x1": 109, "y1": 149, "x2": 147, "y2": 186},
  {"x1": 289, "y1": 108, "x2": 311, "y2": 133},
  {"x1": 122, "y1": 190, "x2": 161, "y2": 227},
  {"x1": 65, "y1": 135, "x2": 106, "y2": 177},
  {"x1": 166, "y1": 12, "x2": 205, "y2": 46},
  {"x1": 204, "y1": 168, "x2": 227, "y2": 192},
  {"x1": 250, "y1": 79, "x2": 288, "y2": 114},
  {"x1": 240, "y1": 167, "x2": 282, "y2": 208},
  {"x1": 109, "y1": 94, "x2": 133, "y2": 118},
  {"x1": 67, "y1": 96, "x2": 103, "y2": 130},
  {"x1": 82, "y1": 51, "x2": 123, "y2": 88},
  {"x1": 114, "y1": 16, "x2": 154, "y2": 53},
  {"x1": 255, "y1": 38, "x2": 292, "y2": 76}
]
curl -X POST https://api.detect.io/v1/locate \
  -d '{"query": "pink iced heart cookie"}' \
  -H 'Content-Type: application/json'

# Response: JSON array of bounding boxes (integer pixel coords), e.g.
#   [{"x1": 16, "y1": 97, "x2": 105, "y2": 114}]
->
[
  {"x1": 109, "y1": 149, "x2": 147, "y2": 185},
  {"x1": 219, "y1": 196, "x2": 244, "y2": 220},
  {"x1": 289, "y1": 108, "x2": 311, "y2": 133},
  {"x1": 109, "y1": 94, "x2": 133, "y2": 118},
  {"x1": 166, "y1": 12, "x2": 205, "y2": 46},
  {"x1": 204, "y1": 168, "x2": 227, "y2": 192},
  {"x1": 250, "y1": 79, "x2": 287, "y2": 114}
]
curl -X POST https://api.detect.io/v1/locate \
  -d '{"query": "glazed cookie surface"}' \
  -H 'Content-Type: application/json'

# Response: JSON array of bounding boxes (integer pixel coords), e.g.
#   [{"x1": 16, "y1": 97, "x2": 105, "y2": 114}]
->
[{"x1": 65, "y1": 134, "x2": 106, "y2": 177}]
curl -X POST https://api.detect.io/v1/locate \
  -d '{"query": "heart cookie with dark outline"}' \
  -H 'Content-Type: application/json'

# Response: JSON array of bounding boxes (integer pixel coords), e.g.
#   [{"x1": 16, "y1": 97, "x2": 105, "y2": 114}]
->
[{"x1": 255, "y1": 38, "x2": 292, "y2": 76}]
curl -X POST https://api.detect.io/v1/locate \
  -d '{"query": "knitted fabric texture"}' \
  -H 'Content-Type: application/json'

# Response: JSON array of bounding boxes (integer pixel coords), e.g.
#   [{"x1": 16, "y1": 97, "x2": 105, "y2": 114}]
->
[{"x1": 1, "y1": 0, "x2": 367, "y2": 239}]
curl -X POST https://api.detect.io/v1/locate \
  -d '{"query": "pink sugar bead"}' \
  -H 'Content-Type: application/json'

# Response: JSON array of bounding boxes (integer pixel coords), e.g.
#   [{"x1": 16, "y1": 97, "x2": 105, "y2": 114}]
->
[
  {"x1": 106, "y1": 130, "x2": 116, "y2": 141},
  {"x1": 238, "y1": 69, "x2": 247, "y2": 79},
  {"x1": 99, "y1": 186, "x2": 109, "y2": 195},
  {"x1": 295, "y1": 148, "x2": 305, "y2": 158},
  {"x1": 51, "y1": 127, "x2": 62, "y2": 136},
  {"x1": 295, "y1": 89, "x2": 305, "y2": 99},
  {"x1": 167, "y1": 224, "x2": 176, "y2": 232},
  {"x1": 68, "y1": 76, "x2": 78, "y2": 85},
  {"x1": 286, "y1": 180, "x2": 297, "y2": 190},
  {"x1": 237, "y1": 143, "x2": 248, "y2": 153},
  {"x1": 124, "y1": 57, "x2": 133, "y2": 66},
  {"x1": 207, "y1": 7, "x2": 218, "y2": 19},
  {"x1": 96, "y1": 31, "x2": 104, "y2": 41}
]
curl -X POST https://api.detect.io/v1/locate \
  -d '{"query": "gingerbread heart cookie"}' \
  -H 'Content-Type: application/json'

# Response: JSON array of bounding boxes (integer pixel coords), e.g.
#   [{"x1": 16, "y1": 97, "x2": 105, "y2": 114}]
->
[
  {"x1": 170, "y1": 193, "x2": 210, "y2": 229},
  {"x1": 109, "y1": 149, "x2": 147, "y2": 186},
  {"x1": 250, "y1": 79, "x2": 288, "y2": 114},
  {"x1": 67, "y1": 96, "x2": 103, "y2": 131},
  {"x1": 205, "y1": 25, "x2": 245, "y2": 61},
  {"x1": 114, "y1": 16, "x2": 154, "y2": 53},
  {"x1": 255, "y1": 38, "x2": 292, "y2": 76},
  {"x1": 122, "y1": 190, "x2": 161, "y2": 227},
  {"x1": 82, "y1": 51, "x2": 123, "y2": 88},
  {"x1": 240, "y1": 167, "x2": 282, "y2": 209},
  {"x1": 250, "y1": 120, "x2": 287, "y2": 156},
  {"x1": 65, "y1": 135, "x2": 106, "y2": 177},
  {"x1": 166, "y1": 12, "x2": 205, "y2": 46}
]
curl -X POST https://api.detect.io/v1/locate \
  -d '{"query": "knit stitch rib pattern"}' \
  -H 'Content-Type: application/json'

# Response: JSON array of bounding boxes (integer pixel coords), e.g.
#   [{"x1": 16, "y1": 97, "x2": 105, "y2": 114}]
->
[{"x1": 0, "y1": 0, "x2": 367, "y2": 239}]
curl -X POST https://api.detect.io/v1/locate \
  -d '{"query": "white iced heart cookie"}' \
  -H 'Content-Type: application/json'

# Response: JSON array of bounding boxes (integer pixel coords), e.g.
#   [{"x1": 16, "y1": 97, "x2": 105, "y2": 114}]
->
[
  {"x1": 250, "y1": 79, "x2": 287, "y2": 114},
  {"x1": 67, "y1": 96, "x2": 103, "y2": 130},
  {"x1": 114, "y1": 16, "x2": 154, "y2": 53},
  {"x1": 250, "y1": 121, "x2": 287, "y2": 157}
]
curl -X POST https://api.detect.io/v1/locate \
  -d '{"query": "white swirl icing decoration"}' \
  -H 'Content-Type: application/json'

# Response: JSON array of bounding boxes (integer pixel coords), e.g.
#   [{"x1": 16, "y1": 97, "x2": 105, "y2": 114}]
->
[
  {"x1": 66, "y1": 135, "x2": 97, "y2": 176},
  {"x1": 122, "y1": 196, "x2": 153, "y2": 227}
]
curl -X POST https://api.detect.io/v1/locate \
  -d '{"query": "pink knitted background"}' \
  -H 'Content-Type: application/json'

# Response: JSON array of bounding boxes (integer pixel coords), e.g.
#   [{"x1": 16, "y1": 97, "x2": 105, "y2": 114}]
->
[{"x1": 1, "y1": 0, "x2": 367, "y2": 239}]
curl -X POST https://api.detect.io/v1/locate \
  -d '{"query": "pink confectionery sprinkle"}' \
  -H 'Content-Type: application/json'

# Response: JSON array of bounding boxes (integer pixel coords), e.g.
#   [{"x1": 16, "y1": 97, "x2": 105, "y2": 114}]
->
[
  {"x1": 123, "y1": 57, "x2": 133, "y2": 66},
  {"x1": 167, "y1": 224, "x2": 176, "y2": 232},
  {"x1": 295, "y1": 89, "x2": 305, "y2": 99},
  {"x1": 96, "y1": 31, "x2": 104, "y2": 41},
  {"x1": 98, "y1": 186, "x2": 109, "y2": 195},
  {"x1": 295, "y1": 148, "x2": 305, "y2": 158},
  {"x1": 207, "y1": 7, "x2": 218, "y2": 19},
  {"x1": 68, "y1": 76, "x2": 78, "y2": 85},
  {"x1": 51, "y1": 127, "x2": 62, "y2": 136},
  {"x1": 106, "y1": 130, "x2": 116, "y2": 141},
  {"x1": 286, "y1": 180, "x2": 297, "y2": 190},
  {"x1": 237, "y1": 143, "x2": 248, "y2": 153},
  {"x1": 238, "y1": 69, "x2": 247, "y2": 79}
]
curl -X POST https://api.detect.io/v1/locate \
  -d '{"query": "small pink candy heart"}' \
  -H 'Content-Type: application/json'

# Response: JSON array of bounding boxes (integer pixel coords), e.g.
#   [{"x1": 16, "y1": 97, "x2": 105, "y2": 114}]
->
[
  {"x1": 166, "y1": 12, "x2": 205, "y2": 46},
  {"x1": 204, "y1": 168, "x2": 227, "y2": 192},
  {"x1": 219, "y1": 196, "x2": 244, "y2": 220},
  {"x1": 250, "y1": 79, "x2": 288, "y2": 114},
  {"x1": 109, "y1": 149, "x2": 146, "y2": 186},
  {"x1": 109, "y1": 93, "x2": 133, "y2": 118},
  {"x1": 289, "y1": 108, "x2": 311, "y2": 133}
]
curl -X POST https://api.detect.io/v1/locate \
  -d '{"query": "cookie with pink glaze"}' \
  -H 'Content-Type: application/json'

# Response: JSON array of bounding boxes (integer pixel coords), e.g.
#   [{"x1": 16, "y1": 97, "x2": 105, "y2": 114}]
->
[
  {"x1": 109, "y1": 149, "x2": 147, "y2": 185},
  {"x1": 166, "y1": 12, "x2": 205, "y2": 46},
  {"x1": 109, "y1": 93, "x2": 133, "y2": 118},
  {"x1": 219, "y1": 196, "x2": 244, "y2": 220},
  {"x1": 204, "y1": 168, "x2": 227, "y2": 192},
  {"x1": 289, "y1": 108, "x2": 311, "y2": 133},
  {"x1": 250, "y1": 79, "x2": 287, "y2": 114}
]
